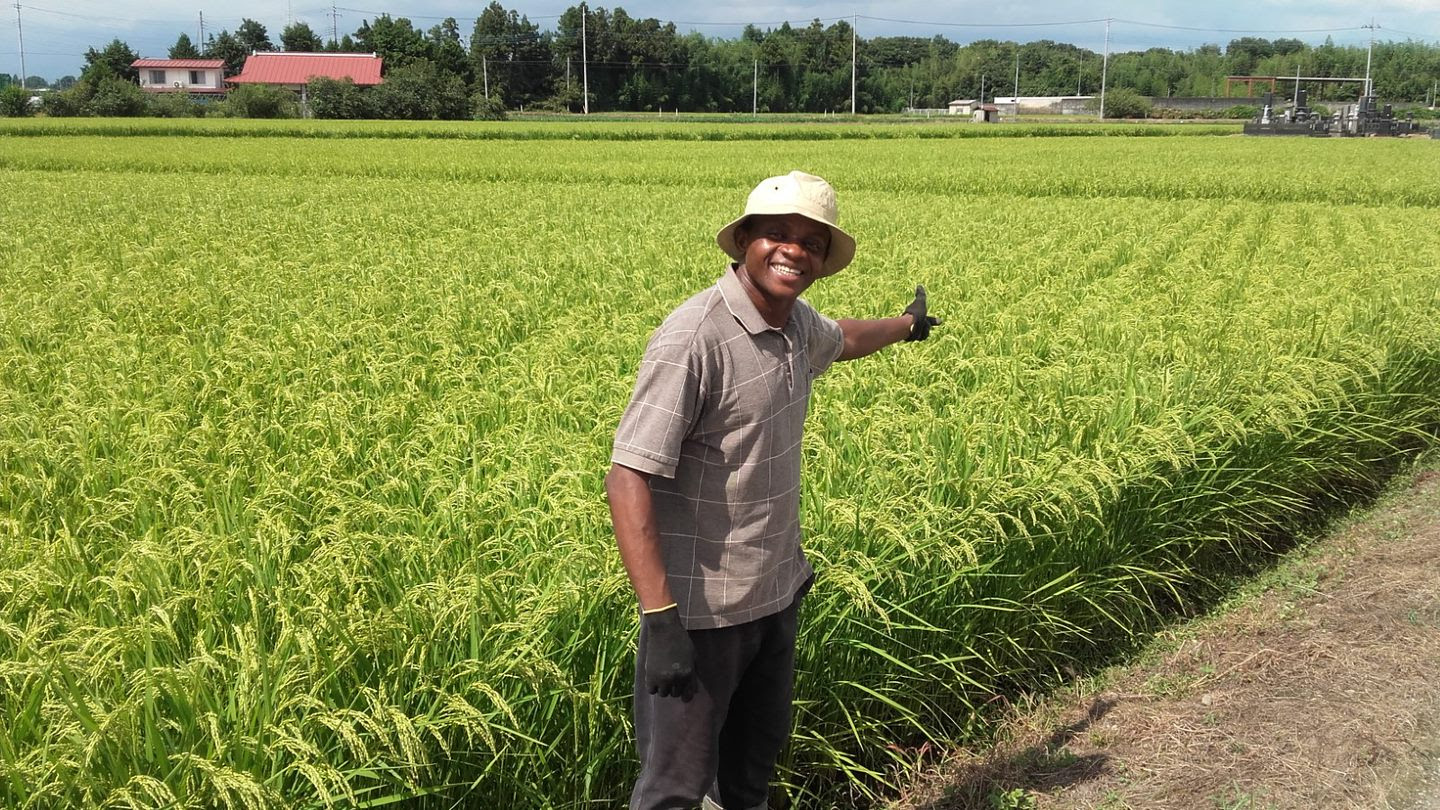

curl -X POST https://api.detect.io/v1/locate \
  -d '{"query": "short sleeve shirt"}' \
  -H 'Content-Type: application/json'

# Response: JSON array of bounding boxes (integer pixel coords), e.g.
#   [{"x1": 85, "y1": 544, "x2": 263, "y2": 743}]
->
[{"x1": 612, "y1": 266, "x2": 845, "y2": 629}]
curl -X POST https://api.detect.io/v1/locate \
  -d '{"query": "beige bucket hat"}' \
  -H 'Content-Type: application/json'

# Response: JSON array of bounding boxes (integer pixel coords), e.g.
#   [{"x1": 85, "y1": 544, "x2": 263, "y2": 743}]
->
[{"x1": 715, "y1": 171, "x2": 857, "y2": 275}]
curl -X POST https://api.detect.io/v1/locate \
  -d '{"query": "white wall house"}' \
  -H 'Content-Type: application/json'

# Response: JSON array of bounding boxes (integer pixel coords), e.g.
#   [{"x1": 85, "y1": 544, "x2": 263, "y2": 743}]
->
[{"x1": 132, "y1": 59, "x2": 227, "y2": 95}]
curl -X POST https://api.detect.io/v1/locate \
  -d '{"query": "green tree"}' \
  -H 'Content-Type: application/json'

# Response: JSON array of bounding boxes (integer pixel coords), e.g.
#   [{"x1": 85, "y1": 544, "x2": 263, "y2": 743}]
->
[
  {"x1": 281, "y1": 22, "x2": 323, "y2": 52},
  {"x1": 169, "y1": 33, "x2": 201, "y2": 59},
  {"x1": 204, "y1": 31, "x2": 248, "y2": 76},
  {"x1": 237, "y1": 19, "x2": 274, "y2": 53},
  {"x1": 355, "y1": 16, "x2": 430, "y2": 69},
  {"x1": 82, "y1": 39, "x2": 141, "y2": 83}
]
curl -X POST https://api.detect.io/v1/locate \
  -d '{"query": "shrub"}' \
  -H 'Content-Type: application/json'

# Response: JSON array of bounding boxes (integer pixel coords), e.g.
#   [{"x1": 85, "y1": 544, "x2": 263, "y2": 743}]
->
[
  {"x1": 220, "y1": 84, "x2": 299, "y2": 119},
  {"x1": 0, "y1": 84, "x2": 32, "y2": 117},
  {"x1": 307, "y1": 76, "x2": 369, "y2": 120},
  {"x1": 148, "y1": 91, "x2": 204, "y2": 118},
  {"x1": 472, "y1": 92, "x2": 508, "y2": 121},
  {"x1": 1090, "y1": 87, "x2": 1152, "y2": 119},
  {"x1": 85, "y1": 76, "x2": 147, "y2": 117},
  {"x1": 40, "y1": 85, "x2": 87, "y2": 117}
]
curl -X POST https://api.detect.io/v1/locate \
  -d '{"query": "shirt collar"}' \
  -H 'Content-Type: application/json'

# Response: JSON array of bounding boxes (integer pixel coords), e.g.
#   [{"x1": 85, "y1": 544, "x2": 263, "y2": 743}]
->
[{"x1": 718, "y1": 263, "x2": 780, "y2": 335}]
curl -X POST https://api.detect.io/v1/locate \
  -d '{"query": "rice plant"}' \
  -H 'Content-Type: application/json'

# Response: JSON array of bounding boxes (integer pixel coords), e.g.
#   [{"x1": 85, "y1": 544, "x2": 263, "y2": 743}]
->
[{"x1": 1, "y1": 127, "x2": 1438, "y2": 806}]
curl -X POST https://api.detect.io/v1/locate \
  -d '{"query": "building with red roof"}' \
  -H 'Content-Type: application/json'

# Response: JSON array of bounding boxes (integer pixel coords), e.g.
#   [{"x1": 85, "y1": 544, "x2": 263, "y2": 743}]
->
[
  {"x1": 228, "y1": 52, "x2": 383, "y2": 92},
  {"x1": 132, "y1": 59, "x2": 227, "y2": 94}
]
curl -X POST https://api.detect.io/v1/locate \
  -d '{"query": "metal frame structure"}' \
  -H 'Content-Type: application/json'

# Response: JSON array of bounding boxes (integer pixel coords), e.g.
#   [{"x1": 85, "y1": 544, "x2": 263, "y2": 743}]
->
[{"x1": 1224, "y1": 75, "x2": 1368, "y2": 98}]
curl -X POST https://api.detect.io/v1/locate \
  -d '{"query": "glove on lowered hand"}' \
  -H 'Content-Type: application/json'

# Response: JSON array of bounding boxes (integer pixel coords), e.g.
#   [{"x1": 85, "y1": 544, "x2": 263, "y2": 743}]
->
[
  {"x1": 641, "y1": 605, "x2": 697, "y2": 700},
  {"x1": 902, "y1": 285, "x2": 943, "y2": 342}
]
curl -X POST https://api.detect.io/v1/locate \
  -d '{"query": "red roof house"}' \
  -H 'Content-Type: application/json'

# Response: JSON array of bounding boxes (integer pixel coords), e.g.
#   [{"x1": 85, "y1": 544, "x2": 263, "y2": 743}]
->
[
  {"x1": 131, "y1": 58, "x2": 227, "y2": 94},
  {"x1": 228, "y1": 52, "x2": 383, "y2": 90}
]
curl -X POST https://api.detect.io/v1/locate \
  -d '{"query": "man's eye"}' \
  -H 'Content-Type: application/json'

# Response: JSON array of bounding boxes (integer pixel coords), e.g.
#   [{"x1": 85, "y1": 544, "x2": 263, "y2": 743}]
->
[{"x1": 804, "y1": 241, "x2": 825, "y2": 254}]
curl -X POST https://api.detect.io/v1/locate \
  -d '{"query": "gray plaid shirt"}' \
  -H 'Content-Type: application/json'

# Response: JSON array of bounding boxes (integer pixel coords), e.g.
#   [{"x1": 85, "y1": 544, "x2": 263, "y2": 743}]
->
[{"x1": 612, "y1": 266, "x2": 845, "y2": 629}]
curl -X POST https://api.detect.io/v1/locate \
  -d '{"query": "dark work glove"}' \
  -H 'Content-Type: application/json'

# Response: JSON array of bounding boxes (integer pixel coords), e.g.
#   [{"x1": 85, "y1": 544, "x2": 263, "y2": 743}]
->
[
  {"x1": 902, "y1": 285, "x2": 942, "y2": 342},
  {"x1": 641, "y1": 605, "x2": 697, "y2": 700}
]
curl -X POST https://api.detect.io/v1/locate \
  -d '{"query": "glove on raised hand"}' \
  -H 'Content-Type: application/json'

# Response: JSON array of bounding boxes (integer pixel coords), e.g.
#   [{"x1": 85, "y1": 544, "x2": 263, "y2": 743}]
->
[
  {"x1": 641, "y1": 605, "x2": 697, "y2": 700},
  {"x1": 902, "y1": 285, "x2": 942, "y2": 342}
]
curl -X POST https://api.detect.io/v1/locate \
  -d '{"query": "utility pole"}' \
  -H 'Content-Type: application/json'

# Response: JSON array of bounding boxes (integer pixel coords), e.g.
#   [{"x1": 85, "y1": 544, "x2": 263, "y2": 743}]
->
[
  {"x1": 330, "y1": 5, "x2": 339, "y2": 46},
  {"x1": 199, "y1": 11, "x2": 205, "y2": 47},
  {"x1": 850, "y1": 16, "x2": 857, "y2": 115},
  {"x1": 752, "y1": 57, "x2": 757, "y2": 115},
  {"x1": 1363, "y1": 18, "x2": 1377, "y2": 97},
  {"x1": 580, "y1": 3, "x2": 588, "y2": 114},
  {"x1": 1013, "y1": 47, "x2": 1020, "y2": 115},
  {"x1": 483, "y1": 55, "x2": 489, "y2": 99},
  {"x1": 1099, "y1": 18, "x2": 1111, "y2": 119},
  {"x1": 980, "y1": 73, "x2": 985, "y2": 104},
  {"x1": 14, "y1": 2, "x2": 25, "y2": 91}
]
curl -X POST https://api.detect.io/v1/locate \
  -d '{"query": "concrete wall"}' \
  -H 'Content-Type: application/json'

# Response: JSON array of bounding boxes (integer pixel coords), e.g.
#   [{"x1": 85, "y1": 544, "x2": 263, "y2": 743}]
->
[{"x1": 1145, "y1": 96, "x2": 1254, "y2": 111}]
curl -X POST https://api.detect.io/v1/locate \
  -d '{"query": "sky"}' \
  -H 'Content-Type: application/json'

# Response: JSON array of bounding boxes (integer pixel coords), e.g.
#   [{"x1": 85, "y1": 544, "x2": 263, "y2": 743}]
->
[{"x1": 5, "y1": 0, "x2": 1437, "y2": 83}]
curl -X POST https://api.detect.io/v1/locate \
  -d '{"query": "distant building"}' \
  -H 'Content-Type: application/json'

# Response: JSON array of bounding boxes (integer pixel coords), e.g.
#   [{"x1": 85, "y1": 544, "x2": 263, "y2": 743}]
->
[
  {"x1": 131, "y1": 59, "x2": 227, "y2": 95},
  {"x1": 974, "y1": 104, "x2": 1000, "y2": 123},
  {"x1": 947, "y1": 98, "x2": 980, "y2": 116},
  {"x1": 228, "y1": 52, "x2": 383, "y2": 93},
  {"x1": 992, "y1": 95, "x2": 1095, "y2": 115}
]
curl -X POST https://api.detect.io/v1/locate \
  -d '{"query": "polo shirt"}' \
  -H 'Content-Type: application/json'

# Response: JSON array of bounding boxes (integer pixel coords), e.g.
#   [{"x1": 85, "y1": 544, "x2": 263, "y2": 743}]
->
[{"x1": 612, "y1": 266, "x2": 846, "y2": 629}]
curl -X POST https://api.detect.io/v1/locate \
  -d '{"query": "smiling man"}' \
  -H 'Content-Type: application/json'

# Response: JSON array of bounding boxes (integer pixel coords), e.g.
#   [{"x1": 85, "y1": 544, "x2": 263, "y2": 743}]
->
[{"x1": 606, "y1": 171, "x2": 940, "y2": 810}]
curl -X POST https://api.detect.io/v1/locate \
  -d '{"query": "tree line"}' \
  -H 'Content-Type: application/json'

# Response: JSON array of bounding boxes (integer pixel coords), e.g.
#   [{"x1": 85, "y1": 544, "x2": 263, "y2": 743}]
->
[{"x1": 4, "y1": 3, "x2": 1439, "y2": 119}]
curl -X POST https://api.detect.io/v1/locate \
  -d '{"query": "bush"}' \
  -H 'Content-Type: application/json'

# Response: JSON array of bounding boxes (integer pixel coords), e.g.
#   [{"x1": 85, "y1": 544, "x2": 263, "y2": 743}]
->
[
  {"x1": 220, "y1": 84, "x2": 299, "y2": 119},
  {"x1": 369, "y1": 61, "x2": 469, "y2": 120},
  {"x1": 471, "y1": 92, "x2": 508, "y2": 121},
  {"x1": 40, "y1": 84, "x2": 88, "y2": 117},
  {"x1": 148, "y1": 91, "x2": 204, "y2": 118},
  {"x1": 307, "y1": 76, "x2": 369, "y2": 120},
  {"x1": 1090, "y1": 87, "x2": 1152, "y2": 119},
  {"x1": 0, "y1": 84, "x2": 33, "y2": 117},
  {"x1": 85, "y1": 76, "x2": 147, "y2": 117},
  {"x1": 1223, "y1": 104, "x2": 1260, "y2": 120}
]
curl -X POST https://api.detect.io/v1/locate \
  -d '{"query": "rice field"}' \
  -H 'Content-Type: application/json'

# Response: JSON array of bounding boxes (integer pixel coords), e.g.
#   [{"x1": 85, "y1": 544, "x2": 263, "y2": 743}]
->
[{"x1": 2, "y1": 121, "x2": 1439, "y2": 807}]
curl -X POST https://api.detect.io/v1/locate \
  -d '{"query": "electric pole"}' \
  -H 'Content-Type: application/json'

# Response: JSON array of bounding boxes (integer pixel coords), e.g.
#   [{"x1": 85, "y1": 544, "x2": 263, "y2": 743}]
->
[
  {"x1": 1013, "y1": 47, "x2": 1020, "y2": 115},
  {"x1": 581, "y1": 3, "x2": 588, "y2": 114},
  {"x1": 199, "y1": 11, "x2": 205, "y2": 47},
  {"x1": 752, "y1": 58, "x2": 757, "y2": 115},
  {"x1": 850, "y1": 16, "x2": 857, "y2": 115},
  {"x1": 15, "y1": 2, "x2": 26, "y2": 89},
  {"x1": 1365, "y1": 18, "x2": 1376, "y2": 98},
  {"x1": 330, "y1": 5, "x2": 340, "y2": 46},
  {"x1": 1099, "y1": 18, "x2": 1111, "y2": 119}
]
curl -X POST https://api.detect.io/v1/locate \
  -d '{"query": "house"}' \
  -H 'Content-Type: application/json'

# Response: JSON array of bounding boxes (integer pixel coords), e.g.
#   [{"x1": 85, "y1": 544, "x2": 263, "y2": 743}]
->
[
  {"x1": 228, "y1": 52, "x2": 383, "y2": 93},
  {"x1": 132, "y1": 59, "x2": 227, "y2": 95},
  {"x1": 973, "y1": 104, "x2": 1000, "y2": 123},
  {"x1": 947, "y1": 98, "x2": 979, "y2": 116}
]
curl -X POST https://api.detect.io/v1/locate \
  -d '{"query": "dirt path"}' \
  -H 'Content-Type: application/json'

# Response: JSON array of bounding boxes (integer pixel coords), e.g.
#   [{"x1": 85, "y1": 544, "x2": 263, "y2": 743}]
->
[{"x1": 890, "y1": 464, "x2": 1440, "y2": 810}]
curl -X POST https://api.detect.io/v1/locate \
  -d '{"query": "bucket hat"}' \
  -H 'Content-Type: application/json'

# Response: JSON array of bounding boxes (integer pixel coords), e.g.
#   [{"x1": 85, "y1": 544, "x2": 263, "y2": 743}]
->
[{"x1": 715, "y1": 171, "x2": 857, "y2": 275}]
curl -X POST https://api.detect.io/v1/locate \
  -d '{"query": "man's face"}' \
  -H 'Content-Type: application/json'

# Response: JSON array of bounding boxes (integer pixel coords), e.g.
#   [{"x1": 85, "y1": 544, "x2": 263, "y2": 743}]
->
[{"x1": 734, "y1": 213, "x2": 832, "y2": 303}]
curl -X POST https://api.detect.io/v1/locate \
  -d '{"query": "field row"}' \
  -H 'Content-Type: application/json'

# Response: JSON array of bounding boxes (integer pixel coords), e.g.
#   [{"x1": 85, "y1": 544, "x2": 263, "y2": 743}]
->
[
  {"x1": 2, "y1": 136, "x2": 1439, "y2": 806},
  {"x1": 3, "y1": 135, "x2": 1436, "y2": 208},
  {"x1": 0, "y1": 117, "x2": 1241, "y2": 141}
]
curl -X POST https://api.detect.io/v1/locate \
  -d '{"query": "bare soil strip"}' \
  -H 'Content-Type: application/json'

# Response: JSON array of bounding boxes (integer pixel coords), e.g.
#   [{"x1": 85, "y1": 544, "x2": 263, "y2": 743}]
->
[{"x1": 890, "y1": 465, "x2": 1440, "y2": 810}]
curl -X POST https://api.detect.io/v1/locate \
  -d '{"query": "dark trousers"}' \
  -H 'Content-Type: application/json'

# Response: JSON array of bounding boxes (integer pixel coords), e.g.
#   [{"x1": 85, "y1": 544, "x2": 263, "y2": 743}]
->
[{"x1": 629, "y1": 596, "x2": 801, "y2": 810}]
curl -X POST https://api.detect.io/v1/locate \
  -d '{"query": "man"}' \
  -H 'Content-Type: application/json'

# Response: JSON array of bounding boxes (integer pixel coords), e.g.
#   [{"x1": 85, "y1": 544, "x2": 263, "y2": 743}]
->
[{"x1": 605, "y1": 171, "x2": 940, "y2": 810}]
